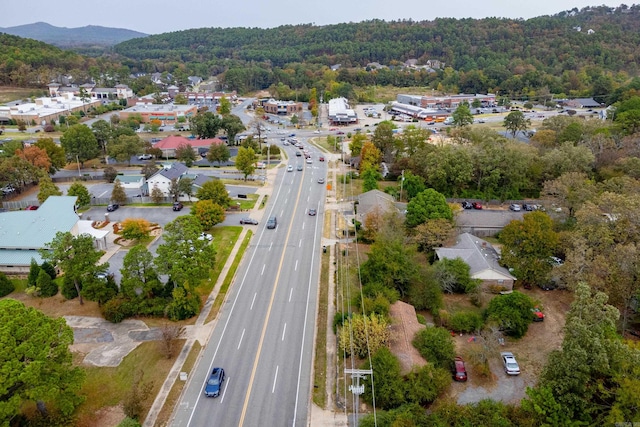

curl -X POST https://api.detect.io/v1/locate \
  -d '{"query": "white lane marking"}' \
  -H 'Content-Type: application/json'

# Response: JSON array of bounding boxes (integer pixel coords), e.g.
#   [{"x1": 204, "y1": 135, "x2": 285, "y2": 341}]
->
[
  {"x1": 238, "y1": 329, "x2": 245, "y2": 349},
  {"x1": 250, "y1": 293, "x2": 257, "y2": 310},
  {"x1": 269, "y1": 242, "x2": 273, "y2": 251},
  {"x1": 272, "y1": 366, "x2": 279, "y2": 393},
  {"x1": 282, "y1": 323, "x2": 287, "y2": 341},
  {"x1": 220, "y1": 378, "x2": 229, "y2": 403},
  {"x1": 294, "y1": 260, "x2": 298, "y2": 271},
  {"x1": 280, "y1": 209, "x2": 284, "y2": 217},
  {"x1": 307, "y1": 196, "x2": 310, "y2": 202},
  {"x1": 302, "y1": 222, "x2": 305, "y2": 230},
  {"x1": 261, "y1": 264, "x2": 266, "y2": 275},
  {"x1": 289, "y1": 288, "x2": 293, "y2": 302},
  {"x1": 299, "y1": 239, "x2": 302, "y2": 248}
]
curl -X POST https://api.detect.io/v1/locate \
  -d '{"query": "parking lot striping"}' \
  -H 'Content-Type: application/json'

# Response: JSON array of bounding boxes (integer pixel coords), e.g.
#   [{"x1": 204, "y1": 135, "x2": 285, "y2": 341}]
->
[
  {"x1": 289, "y1": 288, "x2": 293, "y2": 302},
  {"x1": 282, "y1": 323, "x2": 287, "y2": 341},
  {"x1": 98, "y1": 190, "x2": 109, "y2": 197},
  {"x1": 238, "y1": 329, "x2": 245, "y2": 350},
  {"x1": 272, "y1": 366, "x2": 279, "y2": 393}
]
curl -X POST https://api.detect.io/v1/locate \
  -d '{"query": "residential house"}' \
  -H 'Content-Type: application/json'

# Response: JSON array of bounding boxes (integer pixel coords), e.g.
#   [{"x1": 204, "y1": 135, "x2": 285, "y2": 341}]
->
[
  {"x1": 565, "y1": 98, "x2": 601, "y2": 108},
  {"x1": 356, "y1": 189, "x2": 398, "y2": 223},
  {"x1": 145, "y1": 162, "x2": 189, "y2": 198},
  {"x1": 114, "y1": 174, "x2": 145, "y2": 191},
  {"x1": 152, "y1": 135, "x2": 225, "y2": 158},
  {"x1": 435, "y1": 233, "x2": 516, "y2": 292}
]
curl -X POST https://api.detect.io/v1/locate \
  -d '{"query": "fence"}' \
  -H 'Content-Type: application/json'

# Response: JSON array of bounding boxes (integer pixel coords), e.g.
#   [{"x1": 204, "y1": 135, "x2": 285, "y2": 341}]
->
[{"x1": 2, "y1": 196, "x2": 175, "y2": 211}]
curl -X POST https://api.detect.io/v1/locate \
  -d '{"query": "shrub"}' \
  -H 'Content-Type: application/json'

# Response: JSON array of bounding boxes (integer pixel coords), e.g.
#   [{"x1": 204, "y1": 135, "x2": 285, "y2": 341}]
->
[
  {"x1": 412, "y1": 326, "x2": 456, "y2": 369},
  {"x1": 41, "y1": 261, "x2": 57, "y2": 280},
  {"x1": 0, "y1": 273, "x2": 15, "y2": 297},
  {"x1": 102, "y1": 297, "x2": 137, "y2": 323},
  {"x1": 166, "y1": 287, "x2": 200, "y2": 321},
  {"x1": 61, "y1": 276, "x2": 80, "y2": 300},
  {"x1": 448, "y1": 310, "x2": 483, "y2": 333},
  {"x1": 117, "y1": 418, "x2": 141, "y2": 427},
  {"x1": 416, "y1": 313, "x2": 427, "y2": 325},
  {"x1": 27, "y1": 259, "x2": 40, "y2": 287},
  {"x1": 37, "y1": 269, "x2": 58, "y2": 297},
  {"x1": 486, "y1": 291, "x2": 534, "y2": 338},
  {"x1": 333, "y1": 311, "x2": 350, "y2": 334}
]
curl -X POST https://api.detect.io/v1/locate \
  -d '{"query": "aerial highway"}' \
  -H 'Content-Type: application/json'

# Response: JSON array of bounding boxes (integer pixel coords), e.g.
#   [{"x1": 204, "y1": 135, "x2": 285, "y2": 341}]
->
[{"x1": 172, "y1": 138, "x2": 327, "y2": 426}]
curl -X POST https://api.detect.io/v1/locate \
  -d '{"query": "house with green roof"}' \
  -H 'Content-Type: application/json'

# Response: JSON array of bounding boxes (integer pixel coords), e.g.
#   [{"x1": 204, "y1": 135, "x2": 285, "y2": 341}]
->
[{"x1": 0, "y1": 196, "x2": 110, "y2": 274}]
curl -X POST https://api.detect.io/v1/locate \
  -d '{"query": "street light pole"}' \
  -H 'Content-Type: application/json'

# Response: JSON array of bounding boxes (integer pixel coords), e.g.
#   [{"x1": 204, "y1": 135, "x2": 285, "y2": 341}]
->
[
  {"x1": 76, "y1": 155, "x2": 81, "y2": 177},
  {"x1": 400, "y1": 169, "x2": 405, "y2": 202}
]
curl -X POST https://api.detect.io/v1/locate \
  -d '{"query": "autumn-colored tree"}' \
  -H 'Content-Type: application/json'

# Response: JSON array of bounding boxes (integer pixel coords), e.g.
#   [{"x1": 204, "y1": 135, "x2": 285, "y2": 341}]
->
[
  {"x1": 16, "y1": 145, "x2": 51, "y2": 172},
  {"x1": 37, "y1": 175, "x2": 62, "y2": 204},
  {"x1": 359, "y1": 141, "x2": 382, "y2": 173},
  {"x1": 111, "y1": 180, "x2": 127, "y2": 205},
  {"x1": 120, "y1": 218, "x2": 152, "y2": 241},
  {"x1": 191, "y1": 199, "x2": 226, "y2": 230}
]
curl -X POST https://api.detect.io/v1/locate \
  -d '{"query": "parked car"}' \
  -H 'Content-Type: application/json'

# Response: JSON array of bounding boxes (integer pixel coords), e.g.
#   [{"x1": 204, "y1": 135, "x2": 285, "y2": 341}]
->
[
  {"x1": 138, "y1": 154, "x2": 153, "y2": 160},
  {"x1": 240, "y1": 217, "x2": 258, "y2": 225},
  {"x1": 106, "y1": 203, "x2": 119, "y2": 212},
  {"x1": 453, "y1": 356, "x2": 468, "y2": 382},
  {"x1": 295, "y1": 151, "x2": 302, "y2": 157},
  {"x1": 173, "y1": 202, "x2": 183, "y2": 211},
  {"x1": 308, "y1": 208, "x2": 317, "y2": 216},
  {"x1": 532, "y1": 307, "x2": 545, "y2": 322},
  {"x1": 204, "y1": 367, "x2": 225, "y2": 397},
  {"x1": 501, "y1": 352, "x2": 520, "y2": 375},
  {"x1": 472, "y1": 202, "x2": 483, "y2": 210},
  {"x1": 509, "y1": 203, "x2": 522, "y2": 212},
  {"x1": 461, "y1": 201, "x2": 473, "y2": 209},
  {"x1": 266, "y1": 216, "x2": 277, "y2": 229},
  {"x1": 25, "y1": 205, "x2": 39, "y2": 210},
  {"x1": 523, "y1": 203, "x2": 536, "y2": 211}
]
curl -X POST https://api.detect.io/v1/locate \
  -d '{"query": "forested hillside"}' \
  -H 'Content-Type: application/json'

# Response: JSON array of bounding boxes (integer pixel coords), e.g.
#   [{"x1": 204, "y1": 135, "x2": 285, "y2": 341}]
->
[{"x1": 111, "y1": 4, "x2": 640, "y2": 97}]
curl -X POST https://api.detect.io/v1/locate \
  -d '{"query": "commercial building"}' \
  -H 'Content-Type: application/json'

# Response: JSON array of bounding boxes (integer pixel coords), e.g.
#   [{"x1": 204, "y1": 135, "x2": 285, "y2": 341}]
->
[
  {"x1": 328, "y1": 97, "x2": 357, "y2": 125},
  {"x1": 119, "y1": 103, "x2": 198, "y2": 125}
]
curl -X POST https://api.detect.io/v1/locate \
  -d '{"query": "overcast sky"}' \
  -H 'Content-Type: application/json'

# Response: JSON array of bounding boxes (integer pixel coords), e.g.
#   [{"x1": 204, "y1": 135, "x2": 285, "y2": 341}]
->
[{"x1": 0, "y1": 1, "x2": 627, "y2": 34}]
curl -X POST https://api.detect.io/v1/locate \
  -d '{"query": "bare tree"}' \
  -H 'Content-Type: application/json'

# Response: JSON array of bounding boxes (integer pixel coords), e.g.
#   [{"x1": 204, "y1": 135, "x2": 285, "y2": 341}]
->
[{"x1": 159, "y1": 323, "x2": 185, "y2": 359}]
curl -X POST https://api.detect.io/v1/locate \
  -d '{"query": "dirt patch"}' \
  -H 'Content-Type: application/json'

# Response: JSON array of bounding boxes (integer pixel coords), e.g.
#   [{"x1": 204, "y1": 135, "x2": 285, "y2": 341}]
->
[
  {"x1": 388, "y1": 301, "x2": 427, "y2": 374},
  {"x1": 7, "y1": 292, "x2": 103, "y2": 319},
  {"x1": 77, "y1": 404, "x2": 125, "y2": 427}
]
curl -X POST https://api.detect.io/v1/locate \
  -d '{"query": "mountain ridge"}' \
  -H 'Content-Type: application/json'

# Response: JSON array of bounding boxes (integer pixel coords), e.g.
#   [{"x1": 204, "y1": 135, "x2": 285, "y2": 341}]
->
[{"x1": 0, "y1": 22, "x2": 147, "y2": 47}]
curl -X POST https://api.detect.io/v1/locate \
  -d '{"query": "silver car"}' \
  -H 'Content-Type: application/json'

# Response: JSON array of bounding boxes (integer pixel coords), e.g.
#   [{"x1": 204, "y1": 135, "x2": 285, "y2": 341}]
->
[{"x1": 501, "y1": 352, "x2": 520, "y2": 375}]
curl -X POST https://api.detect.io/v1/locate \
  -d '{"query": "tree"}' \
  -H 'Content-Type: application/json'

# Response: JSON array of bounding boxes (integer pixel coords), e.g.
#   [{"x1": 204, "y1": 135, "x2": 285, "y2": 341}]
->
[
  {"x1": 120, "y1": 245, "x2": 162, "y2": 300},
  {"x1": 120, "y1": 218, "x2": 151, "y2": 242},
  {"x1": 34, "y1": 138, "x2": 65, "y2": 173},
  {"x1": 191, "y1": 200, "x2": 226, "y2": 229},
  {"x1": 499, "y1": 211, "x2": 558, "y2": 287},
  {"x1": 206, "y1": 143, "x2": 231, "y2": 165},
  {"x1": 486, "y1": 291, "x2": 535, "y2": 338},
  {"x1": 218, "y1": 97, "x2": 232, "y2": 115},
  {"x1": 0, "y1": 300, "x2": 85, "y2": 424},
  {"x1": 91, "y1": 119, "x2": 113, "y2": 154},
  {"x1": 411, "y1": 218, "x2": 455, "y2": 253},
  {"x1": 221, "y1": 114, "x2": 245, "y2": 145},
  {"x1": 523, "y1": 283, "x2": 637, "y2": 424},
  {"x1": 155, "y1": 215, "x2": 216, "y2": 290},
  {"x1": 452, "y1": 103, "x2": 474, "y2": 127},
  {"x1": 16, "y1": 145, "x2": 51, "y2": 173},
  {"x1": 175, "y1": 142, "x2": 197, "y2": 167},
  {"x1": 348, "y1": 133, "x2": 367, "y2": 157},
  {"x1": 177, "y1": 177, "x2": 194, "y2": 201},
  {"x1": 362, "y1": 347, "x2": 404, "y2": 409},
  {"x1": 40, "y1": 232, "x2": 107, "y2": 305},
  {"x1": 195, "y1": 179, "x2": 231, "y2": 207},
  {"x1": 190, "y1": 111, "x2": 222, "y2": 139},
  {"x1": 150, "y1": 184, "x2": 164, "y2": 204},
  {"x1": 36, "y1": 268, "x2": 58, "y2": 297},
  {"x1": 37, "y1": 175, "x2": 62, "y2": 204},
  {"x1": 235, "y1": 147, "x2": 257, "y2": 181},
  {"x1": 503, "y1": 110, "x2": 530, "y2": 138},
  {"x1": 339, "y1": 313, "x2": 390, "y2": 359},
  {"x1": 107, "y1": 134, "x2": 144, "y2": 166},
  {"x1": 543, "y1": 172, "x2": 596, "y2": 218},
  {"x1": 434, "y1": 257, "x2": 480, "y2": 294},
  {"x1": 400, "y1": 170, "x2": 425, "y2": 201},
  {"x1": 412, "y1": 326, "x2": 456, "y2": 368},
  {"x1": 111, "y1": 180, "x2": 127, "y2": 205},
  {"x1": 60, "y1": 124, "x2": 99, "y2": 167},
  {"x1": 405, "y1": 188, "x2": 453, "y2": 228},
  {"x1": 141, "y1": 162, "x2": 159, "y2": 179},
  {"x1": 67, "y1": 181, "x2": 91, "y2": 208},
  {"x1": 371, "y1": 120, "x2": 397, "y2": 163},
  {"x1": 103, "y1": 166, "x2": 118, "y2": 183},
  {"x1": 359, "y1": 141, "x2": 382, "y2": 173},
  {"x1": 361, "y1": 166, "x2": 381, "y2": 192}
]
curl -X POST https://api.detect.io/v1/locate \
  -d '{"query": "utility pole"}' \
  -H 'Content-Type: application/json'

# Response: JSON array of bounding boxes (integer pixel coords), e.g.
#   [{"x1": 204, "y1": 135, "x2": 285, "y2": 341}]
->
[{"x1": 399, "y1": 169, "x2": 405, "y2": 202}]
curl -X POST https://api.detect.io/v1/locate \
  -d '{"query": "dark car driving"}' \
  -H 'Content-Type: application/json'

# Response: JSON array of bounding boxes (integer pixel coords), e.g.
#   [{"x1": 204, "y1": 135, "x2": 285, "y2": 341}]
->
[
  {"x1": 204, "y1": 367, "x2": 225, "y2": 397},
  {"x1": 107, "y1": 203, "x2": 119, "y2": 212}
]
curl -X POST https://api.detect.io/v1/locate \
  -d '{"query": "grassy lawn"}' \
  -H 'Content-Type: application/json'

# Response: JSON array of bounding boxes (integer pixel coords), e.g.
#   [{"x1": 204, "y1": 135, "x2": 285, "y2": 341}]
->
[
  {"x1": 312, "y1": 243, "x2": 330, "y2": 407},
  {"x1": 197, "y1": 226, "x2": 243, "y2": 298},
  {"x1": 206, "y1": 230, "x2": 253, "y2": 323},
  {"x1": 75, "y1": 340, "x2": 178, "y2": 426},
  {"x1": 0, "y1": 87, "x2": 47, "y2": 104},
  {"x1": 155, "y1": 341, "x2": 202, "y2": 426},
  {"x1": 234, "y1": 193, "x2": 259, "y2": 210}
]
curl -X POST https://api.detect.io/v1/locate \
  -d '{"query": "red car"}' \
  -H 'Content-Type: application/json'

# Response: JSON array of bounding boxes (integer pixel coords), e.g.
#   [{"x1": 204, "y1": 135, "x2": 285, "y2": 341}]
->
[
  {"x1": 472, "y1": 202, "x2": 483, "y2": 210},
  {"x1": 319, "y1": 156, "x2": 325, "y2": 162},
  {"x1": 454, "y1": 356, "x2": 468, "y2": 382},
  {"x1": 25, "y1": 205, "x2": 39, "y2": 210}
]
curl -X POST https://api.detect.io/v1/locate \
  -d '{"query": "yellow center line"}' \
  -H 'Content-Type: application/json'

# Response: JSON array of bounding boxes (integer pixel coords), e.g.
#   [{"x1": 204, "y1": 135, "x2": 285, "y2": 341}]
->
[{"x1": 238, "y1": 164, "x2": 305, "y2": 426}]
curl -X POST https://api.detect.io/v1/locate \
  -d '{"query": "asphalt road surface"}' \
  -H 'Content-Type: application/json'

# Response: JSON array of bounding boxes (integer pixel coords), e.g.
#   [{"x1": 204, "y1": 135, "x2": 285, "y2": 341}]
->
[{"x1": 172, "y1": 139, "x2": 327, "y2": 427}]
